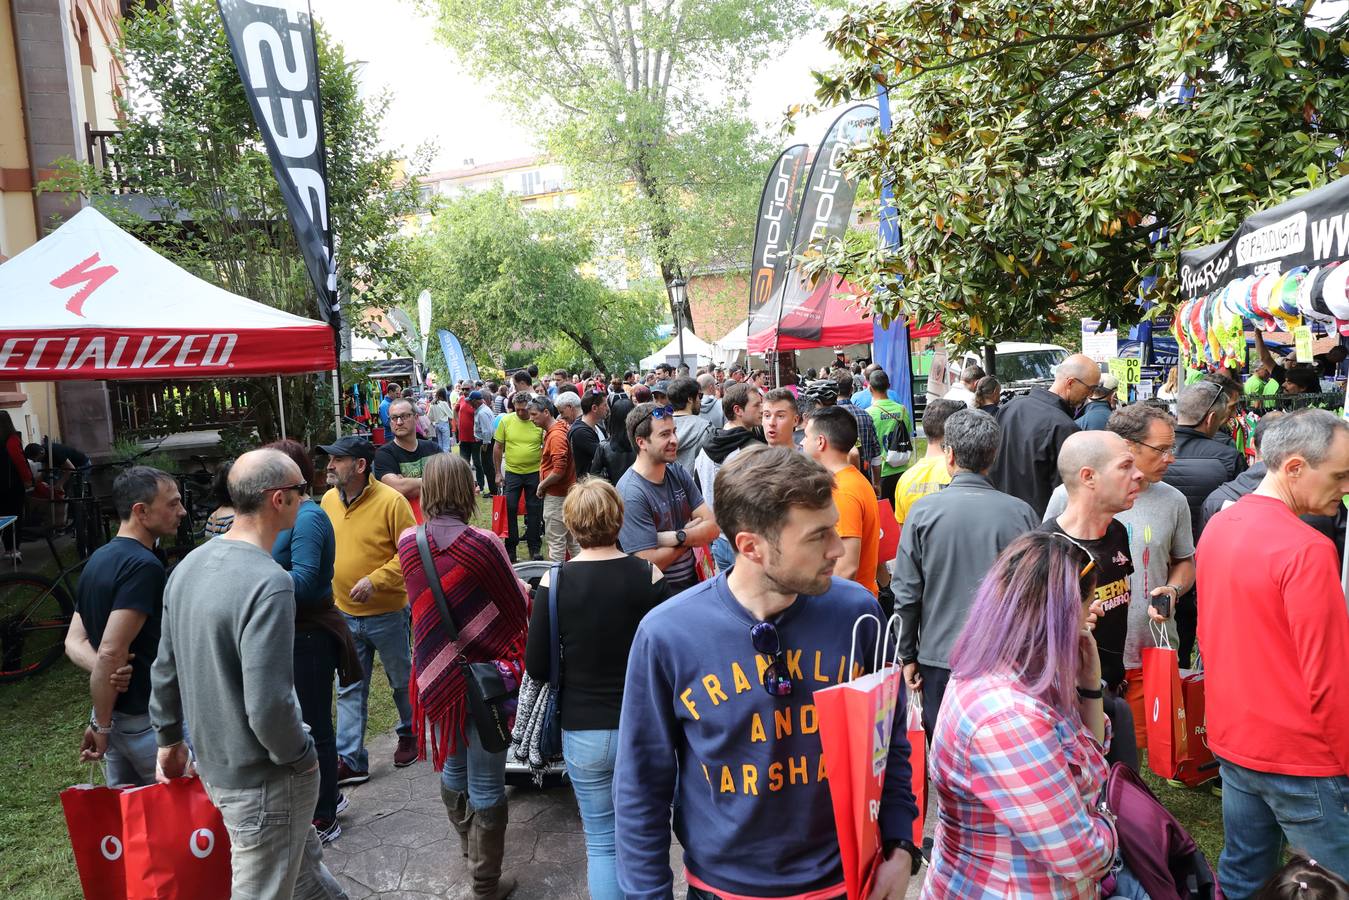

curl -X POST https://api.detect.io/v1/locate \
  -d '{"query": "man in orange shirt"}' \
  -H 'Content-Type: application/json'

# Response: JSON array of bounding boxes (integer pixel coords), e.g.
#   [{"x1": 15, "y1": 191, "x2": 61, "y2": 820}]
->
[
  {"x1": 803, "y1": 406, "x2": 879, "y2": 595},
  {"x1": 532, "y1": 395, "x2": 579, "y2": 561}
]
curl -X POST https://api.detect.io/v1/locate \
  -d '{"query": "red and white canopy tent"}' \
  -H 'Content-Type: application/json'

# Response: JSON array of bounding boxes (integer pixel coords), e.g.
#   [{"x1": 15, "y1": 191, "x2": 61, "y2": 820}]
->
[
  {"x1": 746, "y1": 274, "x2": 940, "y2": 355},
  {"x1": 0, "y1": 207, "x2": 336, "y2": 437}
]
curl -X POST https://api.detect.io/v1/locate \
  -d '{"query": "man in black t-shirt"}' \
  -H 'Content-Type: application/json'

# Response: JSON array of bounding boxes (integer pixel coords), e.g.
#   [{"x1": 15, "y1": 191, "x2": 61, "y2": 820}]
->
[
  {"x1": 1038, "y1": 430, "x2": 1143, "y2": 770},
  {"x1": 568, "y1": 389, "x2": 608, "y2": 477},
  {"x1": 63, "y1": 466, "x2": 184, "y2": 785},
  {"x1": 373, "y1": 398, "x2": 442, "y2": 523}
]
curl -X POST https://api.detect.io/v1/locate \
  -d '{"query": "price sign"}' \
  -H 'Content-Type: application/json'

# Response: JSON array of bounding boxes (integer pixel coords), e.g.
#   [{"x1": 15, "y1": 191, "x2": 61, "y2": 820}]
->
[
  {"x1": 1106, "y1": 358, "x2": 1137, "y2": 404},
  {"x1": 1294, "y1": 326, "x2": 1314, "y2": 363}
]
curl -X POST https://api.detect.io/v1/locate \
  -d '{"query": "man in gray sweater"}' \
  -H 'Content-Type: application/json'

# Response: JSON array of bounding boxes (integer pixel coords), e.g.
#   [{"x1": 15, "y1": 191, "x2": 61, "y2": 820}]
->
[
  {"x1": 151, "y1": 448, "x2": 346, "y2": 900},
  {"x1": 893, "y1": 409, "x2": 1039, "y2": 733}
]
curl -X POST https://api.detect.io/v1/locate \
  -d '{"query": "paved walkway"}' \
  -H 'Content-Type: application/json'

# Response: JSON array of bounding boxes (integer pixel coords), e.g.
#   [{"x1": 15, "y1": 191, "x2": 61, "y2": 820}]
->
[{"x1": 324, "y1": 730, "x2": 924, "y2": 899}]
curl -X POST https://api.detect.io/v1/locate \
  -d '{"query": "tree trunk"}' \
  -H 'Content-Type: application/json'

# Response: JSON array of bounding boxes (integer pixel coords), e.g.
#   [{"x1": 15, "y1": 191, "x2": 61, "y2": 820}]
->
[
  {"x1": 982, "y1": 345, "x2": 997, "y2": 377},
  {"x1": 560, "y1": 326, "x2": 606, "y2": 371}
]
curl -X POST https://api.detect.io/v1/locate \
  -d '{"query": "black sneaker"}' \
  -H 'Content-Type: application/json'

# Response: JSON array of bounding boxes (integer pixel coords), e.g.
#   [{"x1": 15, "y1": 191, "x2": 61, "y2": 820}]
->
[
  {"x1": 336, "y1": 760, "x2": 369, "y2": 787},
  {"x1": 314, "y1": 817, "x2": 341, "y2": 844}
]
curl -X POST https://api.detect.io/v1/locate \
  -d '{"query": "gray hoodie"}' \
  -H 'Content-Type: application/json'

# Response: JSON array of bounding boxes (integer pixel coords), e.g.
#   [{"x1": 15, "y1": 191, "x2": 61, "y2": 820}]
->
[{"x1": 674, "y1": 413, "x2": 714, "y2": 471}]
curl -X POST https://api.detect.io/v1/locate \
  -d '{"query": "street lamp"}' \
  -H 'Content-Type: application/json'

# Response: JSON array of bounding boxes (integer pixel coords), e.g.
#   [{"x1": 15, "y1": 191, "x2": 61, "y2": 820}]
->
[{"x1": 667, "y1": 276, "x2": 687, "y2": 371}]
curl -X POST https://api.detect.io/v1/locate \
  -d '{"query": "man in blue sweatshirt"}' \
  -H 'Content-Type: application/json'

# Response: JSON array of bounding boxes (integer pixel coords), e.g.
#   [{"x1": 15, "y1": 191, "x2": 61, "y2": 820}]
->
[{"x1": 615, "y1": 445, "x2": 920, "y2": 900}]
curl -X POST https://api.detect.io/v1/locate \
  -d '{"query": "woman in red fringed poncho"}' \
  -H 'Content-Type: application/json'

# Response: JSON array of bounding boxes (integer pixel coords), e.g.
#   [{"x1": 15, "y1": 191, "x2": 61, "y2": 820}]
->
[{"x1": 396, "y1": 453, "x2": 527, "y2": 900}]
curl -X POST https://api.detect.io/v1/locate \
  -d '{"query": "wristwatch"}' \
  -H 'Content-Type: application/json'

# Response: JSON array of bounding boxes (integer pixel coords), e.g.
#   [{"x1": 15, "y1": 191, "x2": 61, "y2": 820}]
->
[
  {"x1": 89, "y1": 712, "x2": 113, "y2": 735},
  {"x1": 675, "y1": 529, "x2": 687, "y2": 546},
  {"x1": 882, "y1": 838, "x2": 923, "y2": 875}
]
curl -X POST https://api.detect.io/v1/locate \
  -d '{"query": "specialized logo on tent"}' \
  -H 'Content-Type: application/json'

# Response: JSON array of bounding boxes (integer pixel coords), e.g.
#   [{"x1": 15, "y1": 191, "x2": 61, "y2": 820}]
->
[
  {"x1": 0, "y1": 334, "x2": 238, "y2": 373},
  {"x1": 51, "y1": 253, "x2": 118, "y2": 317}
]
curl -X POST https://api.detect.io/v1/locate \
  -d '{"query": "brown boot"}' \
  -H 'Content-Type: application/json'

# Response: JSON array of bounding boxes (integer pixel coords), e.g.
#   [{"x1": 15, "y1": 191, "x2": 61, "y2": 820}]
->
[
  {"x1": 440, "y1": 785, "x2": 472, "y2": 857},
  {"x1": 466, "y1": 800, "x2": 516, "y2": 899}
]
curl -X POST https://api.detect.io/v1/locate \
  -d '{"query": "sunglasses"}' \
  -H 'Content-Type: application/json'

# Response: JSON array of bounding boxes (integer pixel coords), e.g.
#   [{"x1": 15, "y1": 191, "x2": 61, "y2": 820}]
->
[
  {"x1": 633, "y1": 404, "x2": 676, "y2": 431},
  {"x1": 1050, "y1": 532, "x2": 1097, "y2": 579},
  {"x1": 263, "y1": 483, "x2": 306, "y2": 497},
  {"x1": 750, "y1": 621, "x2": 793, "y2": 697}
]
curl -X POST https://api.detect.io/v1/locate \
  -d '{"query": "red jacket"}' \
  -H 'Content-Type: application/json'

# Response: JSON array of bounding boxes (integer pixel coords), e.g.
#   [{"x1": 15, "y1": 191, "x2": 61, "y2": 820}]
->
[
  {"x1": 1196, "y1": 493, "x2": 1349, "y2": 777},
  {"x1": 456, "y1": 399, "x2": 476, "y2": 443}
]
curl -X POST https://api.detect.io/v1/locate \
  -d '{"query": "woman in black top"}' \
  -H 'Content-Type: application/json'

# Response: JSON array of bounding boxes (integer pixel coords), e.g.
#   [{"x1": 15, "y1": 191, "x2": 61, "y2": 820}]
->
[
  {"x1": 524, "y1": 478, "x2": 668, "y2": 900},
  {"x1": 589, "y1": 395, "x2": 637, "y2": 485}
]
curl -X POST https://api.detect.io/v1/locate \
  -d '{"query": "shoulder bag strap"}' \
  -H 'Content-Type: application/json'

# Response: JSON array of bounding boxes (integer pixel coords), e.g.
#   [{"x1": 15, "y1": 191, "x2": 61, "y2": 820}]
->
[
  {"x1": 415, "y1": 525, "x2": 460, "y2": 642},
  {"x1": 547, "y1": 563, "x2": 562, "y2": 689}
]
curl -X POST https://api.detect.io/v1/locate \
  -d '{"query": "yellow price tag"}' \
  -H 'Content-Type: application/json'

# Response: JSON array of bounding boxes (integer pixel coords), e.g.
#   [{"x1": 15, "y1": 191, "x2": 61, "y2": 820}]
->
[
  {"x1": 1106, "y1": 358, "x2": 1132, "y2": 404},
  {"x1": 1294, "y1": 326, "x2": 1314, "y2": 363}
]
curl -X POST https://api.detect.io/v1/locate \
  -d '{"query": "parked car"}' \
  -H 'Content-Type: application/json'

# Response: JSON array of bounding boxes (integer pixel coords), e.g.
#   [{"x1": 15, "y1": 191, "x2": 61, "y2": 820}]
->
[{"x1": 927, "y1": 341, "x2": 1069, "y2": 405}]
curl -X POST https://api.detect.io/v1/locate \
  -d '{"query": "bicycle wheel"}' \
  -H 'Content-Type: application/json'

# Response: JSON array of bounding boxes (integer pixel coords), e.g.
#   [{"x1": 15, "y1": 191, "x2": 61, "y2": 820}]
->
[{"x1": 0, "y1": 572, "x2": 74, "y2": 682}]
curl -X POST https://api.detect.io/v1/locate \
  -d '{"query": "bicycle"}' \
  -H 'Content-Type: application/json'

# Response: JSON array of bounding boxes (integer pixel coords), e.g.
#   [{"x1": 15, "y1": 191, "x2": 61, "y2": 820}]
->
[{"x1": 0, "y1": 528, "x2": 86, "y2": 682}]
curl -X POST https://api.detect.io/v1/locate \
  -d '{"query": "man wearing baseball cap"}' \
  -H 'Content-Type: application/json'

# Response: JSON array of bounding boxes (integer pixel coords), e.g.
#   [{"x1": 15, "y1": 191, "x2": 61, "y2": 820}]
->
[
  {"x1": 318, "y1": 436, "x2": 418, "y2": 783},
  {"x1": 1075, "y1": 373, "x2": 1119, "y2": 431}
]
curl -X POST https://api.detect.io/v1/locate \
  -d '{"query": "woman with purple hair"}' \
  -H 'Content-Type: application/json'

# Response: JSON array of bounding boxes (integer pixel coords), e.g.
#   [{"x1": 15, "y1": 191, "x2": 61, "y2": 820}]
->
[{"x1": 921, "y1": 530, "x2": 1119, "y2": 899}]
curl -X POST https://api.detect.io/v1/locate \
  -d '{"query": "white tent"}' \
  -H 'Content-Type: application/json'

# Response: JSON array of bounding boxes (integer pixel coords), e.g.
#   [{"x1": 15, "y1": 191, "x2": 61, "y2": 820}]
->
[
  {"x1": 0, "y1": 206, "x2": 335, "y2": 380},
  {"x1": 711, "y1": 319, "x2": 747, "y2": 364},
  {"x1": 640, "y1": 328, "x2": 713, "y2": 370}
]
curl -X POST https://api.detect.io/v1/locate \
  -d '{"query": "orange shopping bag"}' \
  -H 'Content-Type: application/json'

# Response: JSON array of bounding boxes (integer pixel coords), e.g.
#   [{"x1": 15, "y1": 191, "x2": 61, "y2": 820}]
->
[
  {"x1": 816, "y1": 614, "x2": 906, "y2": 899},
  {"x1": 1142, "y1": 624, "x2": 1188, "y2": 780}
]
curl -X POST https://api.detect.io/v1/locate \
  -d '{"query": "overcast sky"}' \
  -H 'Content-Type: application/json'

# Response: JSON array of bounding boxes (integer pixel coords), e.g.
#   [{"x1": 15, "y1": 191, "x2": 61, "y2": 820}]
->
[{"x1": 313, "y1": 0, "x2": 842, "y2": 172}]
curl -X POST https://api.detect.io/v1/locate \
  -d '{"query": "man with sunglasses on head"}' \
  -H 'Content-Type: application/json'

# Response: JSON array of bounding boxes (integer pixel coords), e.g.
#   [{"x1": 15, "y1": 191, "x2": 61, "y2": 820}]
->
[
  {"x1": 1038, "y1": 429, "x2": 1145, "y2": 770},
  {"x1": 616, "y1": 401, "x2": 719, "y2": 596},
  {"x1": 1045, "y1": 403, "x2": 1194, "y2": 753},
  {"x1": 1162, "y1": 380, "x2": 1244, "y2": 667},
  {"x1": 989, "y1": 353, "x2": 1099, "y2": 517},
  {"x1": 615, "y1": 446, "x2": 920, "y2": 900}
]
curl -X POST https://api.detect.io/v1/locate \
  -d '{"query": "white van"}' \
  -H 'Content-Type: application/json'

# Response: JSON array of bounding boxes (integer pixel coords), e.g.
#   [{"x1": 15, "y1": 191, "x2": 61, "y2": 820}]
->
[{"x1": 928, "y1": 342, "x2": 1069, "y2": 403}]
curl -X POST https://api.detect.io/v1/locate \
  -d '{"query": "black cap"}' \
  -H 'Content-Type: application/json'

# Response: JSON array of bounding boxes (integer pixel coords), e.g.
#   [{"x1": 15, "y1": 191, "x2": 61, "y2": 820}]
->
[{"x1": 318, "y1": 435, "x2": 375, "y2": 462}]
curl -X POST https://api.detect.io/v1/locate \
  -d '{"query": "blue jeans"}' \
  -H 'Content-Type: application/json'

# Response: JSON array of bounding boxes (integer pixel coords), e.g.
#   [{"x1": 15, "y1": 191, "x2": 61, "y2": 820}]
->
[
  {"x1": 710, "y1": 535, "x2": 734, "y2": 573},
  {"x1": 1217, "y1": 757, "x2": 1349, "y2": 898},
  {"x1": 435, "y1": 422, "x2": 451, "y2": 452},
  {"x1": 337, "y1": 608, "x2": 413, "y2": 771},
  {"x1": 100, "y1": 710, "x2": 158, "y2": 787},
  {"x1": 440, "y1": 725, "x2": 507, "y2": 809},
  {"x1": 563, "y1": 729, "x2": 621, "y2": 900}
]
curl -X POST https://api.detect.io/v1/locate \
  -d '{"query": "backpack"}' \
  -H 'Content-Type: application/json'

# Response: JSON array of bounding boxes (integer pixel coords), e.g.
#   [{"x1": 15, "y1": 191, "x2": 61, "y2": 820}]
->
[
  {"x1": 1102, "y1": 763, "x2": 1222, "y2": 900},
  {"x1": 878, "y1": 408, "x2": 913, "y2": 468}
]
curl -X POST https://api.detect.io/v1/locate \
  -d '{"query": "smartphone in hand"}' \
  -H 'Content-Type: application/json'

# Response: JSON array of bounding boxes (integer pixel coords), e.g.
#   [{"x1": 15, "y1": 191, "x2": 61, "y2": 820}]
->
[{"x1": 1150, "y1": 594, "x2": 1171, "y2": 618}]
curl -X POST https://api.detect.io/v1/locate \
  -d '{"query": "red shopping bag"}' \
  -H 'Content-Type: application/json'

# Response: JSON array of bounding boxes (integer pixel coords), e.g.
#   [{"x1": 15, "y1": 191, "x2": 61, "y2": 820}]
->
[
  {"x1": 119, "y1": 776, "x2": 232, "y2": 900},
  {"x1": 491, "y1": 494, "x2": 509, "y2": 538},
  {"x1": 816, "y1": 662, "x2": 903, "y2": 899},
  {"x1": 692, "y1": 545, "x2": 716, "y2": 581},
  {"x1": 876, "y1": 500, "x2": 900, "y2": 563},
  {"x1": 1171, "y1": 671, "x2": 1218, "y2": 788},
  {"x1": 60, "y1": 783, "x2": 128, "y2": 900},
  {"x1": 905, "y1": 690, "x2": 926, "y2": 846},
  {"x1": 1142, "y1": 644, "x2": 1189, "y2": 779}
]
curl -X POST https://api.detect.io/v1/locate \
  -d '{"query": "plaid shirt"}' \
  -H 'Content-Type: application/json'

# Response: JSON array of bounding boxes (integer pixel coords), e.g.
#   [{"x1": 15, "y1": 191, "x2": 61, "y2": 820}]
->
[
  {"x1": 921, "y1": 674, "x2": 1117, "y2": 899},
  {"x1": 838, "y1": 398, "x2": 881, "y2": 465}
]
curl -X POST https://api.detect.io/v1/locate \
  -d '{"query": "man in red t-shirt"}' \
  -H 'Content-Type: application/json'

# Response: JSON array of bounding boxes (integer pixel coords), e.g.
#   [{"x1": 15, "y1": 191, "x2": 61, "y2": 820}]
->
[
  {"x1": 455, "y1": 390, "x2": 482, "y2": 491},
  {"x1": 531, "y1": 395, "x2": 579, "y2": 562},
  {"x1": 1197, "y1": 409, "x2": 1349, "y2": 895}
]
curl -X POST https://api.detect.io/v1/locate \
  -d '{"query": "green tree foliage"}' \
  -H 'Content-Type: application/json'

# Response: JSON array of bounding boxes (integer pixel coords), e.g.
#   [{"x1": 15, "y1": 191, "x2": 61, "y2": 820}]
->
[
  {"x1": 42, "y1": 0, "x2": 423, "y2": 443},
  {"x1": 419, "y1": 0, "x2": 815, "y2": 325},
  {"x1": 415, "y1": 189, "x2": 663, "y2": 370},
  {"x1": 809, "y1": 0, "x2": 1349, "y2": 351}
]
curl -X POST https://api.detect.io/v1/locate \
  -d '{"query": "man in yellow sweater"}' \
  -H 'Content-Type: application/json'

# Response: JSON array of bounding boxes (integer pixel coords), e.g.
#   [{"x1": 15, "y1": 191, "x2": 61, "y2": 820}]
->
[{"x1": 318, "y1": 436, "x2": 417, "y2": 785}]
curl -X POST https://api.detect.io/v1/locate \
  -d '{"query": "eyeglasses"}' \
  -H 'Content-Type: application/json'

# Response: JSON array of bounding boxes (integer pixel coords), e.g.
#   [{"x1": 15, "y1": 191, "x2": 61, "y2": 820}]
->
[
  {"x1": 1133, "y1": 439, "x2": 1177, "y2": 458},
  {"x1": 1050, "y1": 532, "x2": 1097, "y2": 579},
  {"x1": 389, "y1": 413, "x2": 414, "y2": 422},
  {"x1": 263, "y1": 483, "x2": 306, "y2": 497},
  {"x1": 750, "y1": 621, "x2": 793, "y2": 696}
]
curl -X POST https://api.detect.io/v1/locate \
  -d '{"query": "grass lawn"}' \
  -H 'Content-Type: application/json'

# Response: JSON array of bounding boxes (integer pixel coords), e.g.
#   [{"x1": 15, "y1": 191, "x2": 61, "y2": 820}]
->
[{"x1": 0, "y1": 492, "x2": 1227, "y2": 896}]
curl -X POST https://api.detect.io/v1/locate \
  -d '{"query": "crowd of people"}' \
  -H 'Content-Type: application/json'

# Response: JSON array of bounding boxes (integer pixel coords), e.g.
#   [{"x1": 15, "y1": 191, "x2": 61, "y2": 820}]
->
[{"x1": 58, "y1": 351, "x2": 1349, "y2": 900}]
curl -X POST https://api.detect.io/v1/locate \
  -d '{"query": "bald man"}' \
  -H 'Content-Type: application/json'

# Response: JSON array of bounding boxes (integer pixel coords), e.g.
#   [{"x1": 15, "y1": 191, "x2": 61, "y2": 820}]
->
[
  {"x1": 1038, "y1": 430, "x2": 1144, "y2": 769},
  {"x1": 988, "y1": 353, "x2": 1100, "y2": 516}
]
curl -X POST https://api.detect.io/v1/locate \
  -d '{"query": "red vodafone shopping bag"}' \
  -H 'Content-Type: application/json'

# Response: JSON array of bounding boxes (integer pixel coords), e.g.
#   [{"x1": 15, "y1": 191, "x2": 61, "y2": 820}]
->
[
  {"x1": 119, "y1": 777, "x2": 232, "y2": 900},
  {"x1": 1142, "y1": 640, "x2": 1189, "y2": 780},
  {"x1": 60, "y1": 783, "x2": 129, "y2": 900},
  {"x1": 489, "y1": 493, "x2": 526, "y2": 538},
  {"x1": 816, "y1": 614, "x2": 905, "y2": 899},
  {"x1": 1171, "y1": 671, "x2": 1218, "y2": 788},
  {"x1": 905, "y1": 690, "x2": 926, "y2": 846}
]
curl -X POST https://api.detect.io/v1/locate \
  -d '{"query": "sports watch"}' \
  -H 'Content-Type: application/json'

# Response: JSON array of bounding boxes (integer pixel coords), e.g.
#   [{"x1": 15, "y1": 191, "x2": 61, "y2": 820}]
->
[
  {"x1": 881, "y1": 838, "x2": 923, "y2": 876},
  {"x1": 675, "y1": 529, "x2": 687, "y2": 546}
]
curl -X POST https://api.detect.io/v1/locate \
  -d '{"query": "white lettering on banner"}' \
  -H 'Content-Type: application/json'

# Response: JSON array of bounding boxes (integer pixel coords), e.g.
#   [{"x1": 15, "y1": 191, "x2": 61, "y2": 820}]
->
[
  {"x1": 0, "y1": 334, "x2": 238, "y2": 372},
  {"x1": 1236, "y1": 211, "x2": 1306, "y2": 266},
  {"x1": 806, "y1": 142, "x2": 850, "y2": 246},
  {"x1": 1310, "y1": 211, "x2": 1349, "y2": 260},
  {"x1": 288, "y1": 166, "x2": 329, "y2": 231},
  {"x1": 759, "y1": 154, "x2": 796, "y2": 270},
  {"x1": 1180, "y1": 253, "x2": 1232, "y2": 297}
]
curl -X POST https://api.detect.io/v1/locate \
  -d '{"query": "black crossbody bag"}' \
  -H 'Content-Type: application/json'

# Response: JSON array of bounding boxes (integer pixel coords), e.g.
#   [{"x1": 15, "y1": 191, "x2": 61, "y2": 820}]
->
[{"x1": 414, "y1": 525, "x2": 516, "y2": 752}]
